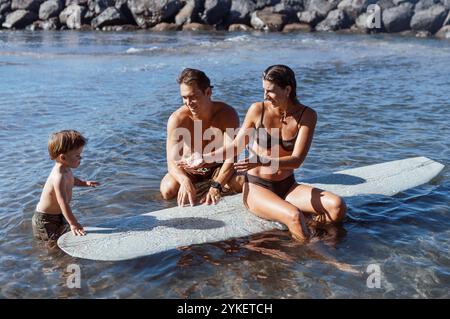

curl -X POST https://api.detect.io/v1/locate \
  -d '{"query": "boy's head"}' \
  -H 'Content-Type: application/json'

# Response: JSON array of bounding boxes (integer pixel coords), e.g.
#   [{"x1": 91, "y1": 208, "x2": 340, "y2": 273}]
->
[{"x1": 48, "y1": 130, "x2": 87, "y2": 167}]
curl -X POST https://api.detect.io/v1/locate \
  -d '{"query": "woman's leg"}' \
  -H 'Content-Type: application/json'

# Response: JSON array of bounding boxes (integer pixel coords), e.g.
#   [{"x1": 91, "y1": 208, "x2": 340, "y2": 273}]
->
[
  {"x1": 284, "y1": 184, "x2": 347, "y2": 224},
  {"x1": 243, "y1": 182, "x2": 310, "y2": 240}
]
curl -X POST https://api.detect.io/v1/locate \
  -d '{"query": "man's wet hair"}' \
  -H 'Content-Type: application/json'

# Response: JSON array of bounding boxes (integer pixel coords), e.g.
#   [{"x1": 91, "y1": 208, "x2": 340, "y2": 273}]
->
[
  {"x1": 48, "y1": 130, "x2": 87, "y2": 160},
  {"x1": 177, "y1": 68, "x2": 214, "y2": 92},
  {"x1": 262, "y1": 65, "x2": 298, "y2": 103}
]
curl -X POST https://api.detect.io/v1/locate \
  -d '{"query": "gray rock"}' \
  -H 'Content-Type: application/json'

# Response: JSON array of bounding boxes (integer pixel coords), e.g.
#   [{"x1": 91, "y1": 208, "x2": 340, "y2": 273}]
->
[
  {"x1": 182, "y1": 22, "x2": 215, "y2": 30},
  {"x1": 282, "y1": 22, "x2": 312, "y2": 31},
  {"x1": 273, "y1": 0, "x2": 304, "y2": 22},
  {"x1": 443, "y1": 10, "x2": 450, "y2": 24},
  {"x1": 415, "y1": 29, "x2": 431, "y2": 36},
  {"x1": 355, "y1": 11, "x2": 372, "y2": 30},
  {"x1": 59, "y1": 3, "x2": 86, "y2": 28},
  {"x1": 376, "y1": 0, "x2": 394, "y2": 9},
  {"x1": 151, "y1": 21, "x2": 179, "y2": 30},
  {"x1": 414, "y1": 0, "x2": 440, "y2": 11},
  {"x1": 410, "y1": 4, "x2": 448, "y2": 33},
  {"x1": 11, "y1": 0, "x2": 45, "y2": 12},
  {"x1": 88, "y1": 0, "x2": 113, "y2": 15},
  {"x1": 30, "y1": 16, "x2": 59, "y2": 29},
  {"x1": 201, "y1": 0, "x2": 231, "y2": 25},
  {"x1": 228, "y1": 23, "x2": 253, "y2": 30},
  {"x1": 315, "y1": 8, "x2": 351, "y2": 30},
  {"x1": 250, "y1": 8, "x2": 288, "y2": 30},
  {"x1": 127, "y1": 0, "x2": 184, "y2": 28},
  {"x1": 39, "y1": 0, "x2": 62, "y2": 20},
  {"x1": 65, "y1": 0, "x2": 88, "y2": 6},
  {"x1": 1, "y1": 0, "x2": 11, "y2": 15},
  {"x1": 435, "y1": 24, "x2": 450, "y2": 37},
  {"x1": 337, "y1": 0, "x2": 376, "y2": 20},
  {"x1": 175, "y1": 0, "x2": 202, "y2": 25},
  {"x1": 305, "y1": 0, "x2": 340, "y2": 18},
  {"x1": 440, "y1": 0, "x2": 450, "y2": 9},
  {"x1": 226, "y1": 0, "x2": 256, "y2": 25},
  {"x1": 253, "y1": 0, "x2": 281, "y2": 10},
  {"x1": 91, "y1": 6, "x2": 127, "y2": 28},
  {"x1": 297, "y1": 10, "x2": 322, "y2": 25},
  {"x1": 2, "y1": 9, "x2": 38, "y2": 28},
  {"x1": 382, "y1": 2, "x2": 413, "y2": 32}
]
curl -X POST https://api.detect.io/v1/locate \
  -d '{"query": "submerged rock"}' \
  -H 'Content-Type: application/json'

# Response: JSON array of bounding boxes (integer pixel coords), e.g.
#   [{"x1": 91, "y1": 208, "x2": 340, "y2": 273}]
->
[
  {"x1": 435, "y1": 24, "x2": 450, "y2": 37},
  {"x1": 282, "y1": 22, "x2": 312, "y2": 31},
  {"x1": 152, "y1": 21, "x2": 180, "y2": 30}
]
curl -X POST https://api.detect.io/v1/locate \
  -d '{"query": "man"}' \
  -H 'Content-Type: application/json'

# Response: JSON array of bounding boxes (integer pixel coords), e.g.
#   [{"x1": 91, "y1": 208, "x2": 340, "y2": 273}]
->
[{"x1": 160, "y1": 68, "x2": 244, "y2": 206}]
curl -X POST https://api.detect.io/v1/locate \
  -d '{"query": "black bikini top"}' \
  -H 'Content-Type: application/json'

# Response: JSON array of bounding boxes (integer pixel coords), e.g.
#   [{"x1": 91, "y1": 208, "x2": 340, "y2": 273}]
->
[{"x1": 255, "y1": 102, "x2": 308, "y2": 152}]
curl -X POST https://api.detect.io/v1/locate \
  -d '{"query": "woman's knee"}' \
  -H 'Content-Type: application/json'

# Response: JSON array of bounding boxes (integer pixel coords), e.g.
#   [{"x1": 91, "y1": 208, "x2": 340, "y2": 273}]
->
[{"x1": 327, "y1": 195, "x2": 347, "y2": 222}]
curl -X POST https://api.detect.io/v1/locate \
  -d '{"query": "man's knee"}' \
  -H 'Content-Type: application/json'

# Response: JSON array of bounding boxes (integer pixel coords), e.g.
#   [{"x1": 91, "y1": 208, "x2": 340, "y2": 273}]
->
[{"x1": 160, "y1": 177, "x2": 179, "y2": 200}]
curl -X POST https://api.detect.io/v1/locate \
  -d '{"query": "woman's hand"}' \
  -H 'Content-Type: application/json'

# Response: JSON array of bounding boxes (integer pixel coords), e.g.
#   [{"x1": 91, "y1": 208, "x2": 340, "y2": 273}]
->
[
  {"x1": 85, "y1": 181, "x2": 100, "y2": 187},
  {"x1": 233, "y1": 147, "x2": 270, "y2": 173}
]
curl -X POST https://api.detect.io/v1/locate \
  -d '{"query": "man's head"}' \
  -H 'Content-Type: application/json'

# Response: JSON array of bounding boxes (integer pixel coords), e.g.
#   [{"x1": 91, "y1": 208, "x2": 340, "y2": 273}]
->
[
  {"x1": 48, "y1": 130, "x2": 87, "y2": 168},
  {"x1": 177, "y1": 68, "x2": 214, "y2": 117},
  {"x1": 262, "y1": 65, "x2": 298, "y2": 107}
]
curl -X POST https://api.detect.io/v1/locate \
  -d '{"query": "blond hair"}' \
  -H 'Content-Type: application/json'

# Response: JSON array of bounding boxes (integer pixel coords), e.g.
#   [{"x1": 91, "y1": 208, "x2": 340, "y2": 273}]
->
[{"x1": 48, "y1": 130, "x2": 87, "y2": 160}]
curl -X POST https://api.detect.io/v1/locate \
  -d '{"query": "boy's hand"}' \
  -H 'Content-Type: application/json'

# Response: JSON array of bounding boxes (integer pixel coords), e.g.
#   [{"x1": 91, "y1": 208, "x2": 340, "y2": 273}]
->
[
  {"x1": 86, "y1": 181, "x2": 100, "y2": 187},
  {"x1": 70, "y1": 223, "x2": 86, "y2": 236}
]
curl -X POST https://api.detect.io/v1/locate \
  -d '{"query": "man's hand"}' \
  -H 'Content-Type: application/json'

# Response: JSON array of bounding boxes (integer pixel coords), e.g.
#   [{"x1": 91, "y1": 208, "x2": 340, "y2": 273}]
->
[
  {"x1": 201, "y1": 187, "x2": 221, "y2": 205},
  {"x1": 177, "y1": 179, "x2": 196, "y2": 207},
  {"x1": 86, "y1": 181, "x2": 100, "y2": 187},
  {"x1": 70, "y1": 223, "x2": 86, "y2": 236}
]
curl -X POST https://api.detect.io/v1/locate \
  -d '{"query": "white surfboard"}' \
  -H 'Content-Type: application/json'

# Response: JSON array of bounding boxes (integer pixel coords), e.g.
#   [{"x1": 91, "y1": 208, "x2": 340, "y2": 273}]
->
[{"x1": 58, "y1": 157, "x2": 444, "y2": 261}]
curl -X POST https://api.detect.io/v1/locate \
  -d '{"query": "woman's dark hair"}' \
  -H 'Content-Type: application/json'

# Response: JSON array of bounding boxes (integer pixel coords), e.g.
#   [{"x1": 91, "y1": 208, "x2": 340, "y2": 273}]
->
[
  {"x1": 177, "y1": 68, "x2": 213, "y2": 92},
  {"x1": 262, "y1": 65, "x2": 298, "y2": 103}
]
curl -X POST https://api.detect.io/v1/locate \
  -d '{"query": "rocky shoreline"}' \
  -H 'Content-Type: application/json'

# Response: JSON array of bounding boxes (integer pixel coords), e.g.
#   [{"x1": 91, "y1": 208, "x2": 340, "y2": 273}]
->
[{"x1": 1, "y1": 0, "x2": 449, "y2": 39}]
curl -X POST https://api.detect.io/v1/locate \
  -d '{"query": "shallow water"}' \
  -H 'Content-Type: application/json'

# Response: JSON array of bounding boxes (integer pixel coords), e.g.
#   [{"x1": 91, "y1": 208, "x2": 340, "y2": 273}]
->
[{"x1": 0, "y1": 30, "x2": 449, "y2": 298}]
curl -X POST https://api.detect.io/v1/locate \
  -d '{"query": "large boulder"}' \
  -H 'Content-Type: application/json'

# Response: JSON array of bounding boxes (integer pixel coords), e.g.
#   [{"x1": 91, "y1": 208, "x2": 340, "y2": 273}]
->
[
  {"x1": 305, "y1": 0, "x2": 340, "y2": 18},
  {"x1": 2, "y1": 9, "x2": 38, "y2": 28},
  {"x1": 253, "y1": 0, "x2": 281, "y2": 10},
  {"x1": 440, "y1": 0, "x2": 450, "y2": 9},
  {"x1": 443, "y1": 10, "x2": 450, "y2": 24},
  {"x1": 337, "y1": 0, "x2": 376, "y2": 20},
  {"x1": 435, "y1": 24, "x2": 450, "y2": 37},
  {"x1": 127, "y1": 0, "x2": 184, "y2": 28},
  {"x1": 226, "y1": 0, "x2": 256, "y2": 25},
  {"x1": 410, "y1": 4, "x2": 448, "y2": 33},
  {"x1": 175, "y1": 0, "x2": 202, "y2": 25},
  {"x1": 91, "y1": 6, "x2": 127, "y2": 27},
  {"x1": 1, "y1": 0, "x2": 11, "y2": 15},
  {"x1": 315, "y1": 8, "x2": 351, "y2": 30},
  {"x1": 201, "y1": 0, "x2": 231, "y2": 25},
  {"x1": 59, "y1": 3, "x2": 86, "y2": 28},
  {"x1": 11, "y1": 0, "x2": 45, "y2": 12},
  {"x1": 297, "y1": 10, "x2": 322, "y2": 25},
  {"x1": 382, "y1": 2, "x2": 413, "y2": 32},
  {"x1": 39, "y1": 0, "x2": 63, "y2": 20},
  {"x1": 250, "y1": 8, "x2": 288, "y2": 31},
  {"x1": 65, "y1": 0, "x2": 88, "y2": 5},
  {"x1": 88, "y1": 0, "x2": 114, "y2": 15},
  {"x1": 414, "y1": 0, "x2": 440, "y2": 11},
  {"x1": 375, "y1": 0, "x2": 394, "y2": 9}
]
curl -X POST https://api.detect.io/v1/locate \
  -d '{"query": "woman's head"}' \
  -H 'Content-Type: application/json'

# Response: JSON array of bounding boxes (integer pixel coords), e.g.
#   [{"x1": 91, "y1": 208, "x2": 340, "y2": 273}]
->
[{"x1": 262, "y1": 65, "x2": 298, "y2": 106}]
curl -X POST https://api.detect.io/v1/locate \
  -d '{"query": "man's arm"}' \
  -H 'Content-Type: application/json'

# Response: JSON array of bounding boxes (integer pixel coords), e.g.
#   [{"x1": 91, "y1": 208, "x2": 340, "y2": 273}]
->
[{"x1": 166, "y1": 113, "x2": 192, "y2": 185}]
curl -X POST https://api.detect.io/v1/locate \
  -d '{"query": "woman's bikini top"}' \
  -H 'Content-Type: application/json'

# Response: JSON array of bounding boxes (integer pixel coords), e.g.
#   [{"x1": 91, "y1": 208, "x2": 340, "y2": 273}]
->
[{"x1": 255, "y1": 102, "x2": 308, "y2": 152}]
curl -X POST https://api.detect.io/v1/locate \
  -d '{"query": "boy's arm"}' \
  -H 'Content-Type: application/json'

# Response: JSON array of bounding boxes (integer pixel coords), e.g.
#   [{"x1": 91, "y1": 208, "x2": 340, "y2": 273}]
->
[
  {"x1": 74, "y1": 176, "x2": 99, "y2": 187},
  {"x1": 53, "y1": 175, "x2": 80, "y2": 226}
]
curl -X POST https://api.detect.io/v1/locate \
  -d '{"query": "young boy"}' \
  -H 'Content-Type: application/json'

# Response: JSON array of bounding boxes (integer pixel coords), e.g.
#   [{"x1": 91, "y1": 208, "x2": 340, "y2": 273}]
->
[{"x1": 33, "y1": 130, "x2": 99, "y2": 241}]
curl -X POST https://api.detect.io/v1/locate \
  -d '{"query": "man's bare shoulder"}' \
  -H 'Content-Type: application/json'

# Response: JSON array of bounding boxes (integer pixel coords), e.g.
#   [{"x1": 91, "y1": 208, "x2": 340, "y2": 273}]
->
[
  {"x1": 212, "y1": 101, "x2": 239, "y2": 125},
  {"x1": 167, "y1": 106, "x2": 192, "y2": 128}
]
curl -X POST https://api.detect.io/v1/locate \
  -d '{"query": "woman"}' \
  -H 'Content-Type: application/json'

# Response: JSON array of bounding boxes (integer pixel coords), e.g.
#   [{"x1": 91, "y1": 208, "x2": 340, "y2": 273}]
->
[{"x1": 179, "y1": 65, "x2": 347, "y2": 241}]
